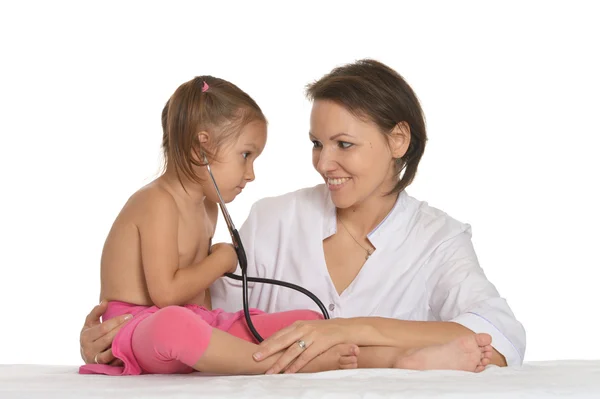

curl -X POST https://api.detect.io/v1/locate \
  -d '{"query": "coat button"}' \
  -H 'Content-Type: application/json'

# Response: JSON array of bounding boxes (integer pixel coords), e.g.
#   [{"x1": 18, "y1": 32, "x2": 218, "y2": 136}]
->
[{"x1": 329, "y1": 303, "x2": 335, "y2": 311}]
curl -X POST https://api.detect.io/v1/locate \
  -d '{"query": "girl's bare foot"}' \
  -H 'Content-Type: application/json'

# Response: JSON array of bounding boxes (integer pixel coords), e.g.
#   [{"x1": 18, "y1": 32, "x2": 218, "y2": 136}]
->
[
  {"x1": 339, "y1": 345, "x2": 360, "y2": 369},
  {"x1": 394, "y1": 333, "x2": 493, "y2": 372}
]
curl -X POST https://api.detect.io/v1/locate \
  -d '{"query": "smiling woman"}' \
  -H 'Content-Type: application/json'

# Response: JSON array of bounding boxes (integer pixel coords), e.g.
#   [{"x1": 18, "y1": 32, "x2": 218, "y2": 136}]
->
[
  {"x1": 308, "y1": 100, "x2": 412, "y2": 278},
  {"x1": 211, "y1": 59, "x2": 525, "y2": 373},
  {"x1": 306, "y1": 60, "x2": 427, "y2": 198}
]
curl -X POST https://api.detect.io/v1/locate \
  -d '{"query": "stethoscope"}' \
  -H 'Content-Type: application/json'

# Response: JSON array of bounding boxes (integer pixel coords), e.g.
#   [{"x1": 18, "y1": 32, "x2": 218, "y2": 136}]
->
[{"x1": 204, "y1": 157, "x2": 330, "y2": 343}]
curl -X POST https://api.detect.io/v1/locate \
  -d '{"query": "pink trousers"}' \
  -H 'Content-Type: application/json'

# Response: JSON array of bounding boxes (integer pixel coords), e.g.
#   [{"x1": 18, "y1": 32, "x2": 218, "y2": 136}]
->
[{"x1": 79, "y1": 301, "x2": 322, "y2": 375}]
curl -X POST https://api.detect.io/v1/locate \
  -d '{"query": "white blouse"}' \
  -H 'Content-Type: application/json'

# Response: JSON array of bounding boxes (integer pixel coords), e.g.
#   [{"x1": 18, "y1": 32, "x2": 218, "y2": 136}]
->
[{"x1": 210, "y1": 184, "x2": 526, "y2": 366}]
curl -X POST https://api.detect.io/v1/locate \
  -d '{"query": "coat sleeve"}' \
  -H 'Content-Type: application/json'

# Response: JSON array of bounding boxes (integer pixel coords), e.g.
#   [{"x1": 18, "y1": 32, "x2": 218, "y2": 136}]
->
[{"x1": 426, "y1": 230, "x2": 526, "y2": 366}]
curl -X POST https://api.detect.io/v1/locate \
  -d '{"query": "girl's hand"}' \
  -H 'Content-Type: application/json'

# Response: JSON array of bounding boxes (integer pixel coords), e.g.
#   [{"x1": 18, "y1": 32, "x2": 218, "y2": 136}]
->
[
  {"x1": 210, "y1": 243, "x2": 238, "y2": 273},
  {"x1": 252, "y1": 319, "x2": 350, "y2": 374},
  {"x1": 80, "y1": 301, "x2": 131, "y2": 366}
]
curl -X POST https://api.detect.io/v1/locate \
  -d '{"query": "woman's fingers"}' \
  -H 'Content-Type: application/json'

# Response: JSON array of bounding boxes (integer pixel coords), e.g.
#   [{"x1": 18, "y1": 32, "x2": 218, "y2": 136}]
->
[
  {"x1": 94, "y1": 316, "x2": 130, "y2": 350},
  {"x1": 283, "y1": 338, "x2": 348, "y2": 374},
  {"x1": 276, "y1": 325, "x2": 347, "y2": 374},
  {"x1": 108, "y1": 357, "x2": 124, "y2": 367},
  {"x1": 255, "y1": 324, "x2": 294, "y2": 350},
  {"x1": 253, "y1": 324, "x2": 309, "y2": 361},
  {"x1": 82, "y1": 313, "x2": 132, "y2": 343},
  {"x1": 282, "y1": 342, "x2": 325, "y2": 374},
  {"x1": 265, "y1": 337, "x2": 314, "y2": 375},
  {"x1": 95, "y1": 348, "x2": 117, "y2": 365},
  {"x1": 83, "y1": 301, "x2": 108, "y2": 329},
  {"x1": 80, "y1": 313, "x2": 132, "y2": 364}
]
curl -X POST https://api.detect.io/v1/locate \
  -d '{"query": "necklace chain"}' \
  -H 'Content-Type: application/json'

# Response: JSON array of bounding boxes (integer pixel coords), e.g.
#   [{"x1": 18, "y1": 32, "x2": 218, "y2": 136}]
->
[{"x1": 337, "y1": 216, "x2": 375, "y2": 260}]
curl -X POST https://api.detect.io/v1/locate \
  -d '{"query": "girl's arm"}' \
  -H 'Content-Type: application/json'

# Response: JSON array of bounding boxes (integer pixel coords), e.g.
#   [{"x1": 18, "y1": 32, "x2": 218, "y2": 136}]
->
[
  {"x1": 139, "y1": 192, "x2": 237, "y2": 308},
  {"x1": 209, "y1": 202, "x2": 260, "y2": 312}
]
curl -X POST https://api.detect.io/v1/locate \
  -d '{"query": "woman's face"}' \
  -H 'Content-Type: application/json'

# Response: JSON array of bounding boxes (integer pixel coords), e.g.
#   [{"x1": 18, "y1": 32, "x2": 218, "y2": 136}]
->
[{"x1": 310, "y1": 100, "x2": 408, "y2": 209}]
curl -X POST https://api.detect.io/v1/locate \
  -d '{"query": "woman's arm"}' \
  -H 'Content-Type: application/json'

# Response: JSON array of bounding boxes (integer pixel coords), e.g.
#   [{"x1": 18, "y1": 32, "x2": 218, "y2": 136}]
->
[
  {"x1": 253, "y1": 232, "x2": 523, "y2": 373},
  {"x1": 252, "y1": 317, "x2": 506, "y2": 375},
  {"x1": 425, "y1": 231, "x2": 525, "y2": 366},
  {"x1": 335, "y1": 318, "x2": 506, "y2": 366},
  {"x1": 340, "y1": 232, "x2": 523, "y2": 367},
  {"x1": 348, "y1": 232, "x2": 522, "y2": 365}
]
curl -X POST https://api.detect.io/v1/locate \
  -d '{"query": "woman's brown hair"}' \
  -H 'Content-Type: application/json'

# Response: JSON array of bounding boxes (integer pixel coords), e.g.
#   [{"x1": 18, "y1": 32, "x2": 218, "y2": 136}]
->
[{"x1": 306, "y1": 59, "x2": 427, "y2": 195}]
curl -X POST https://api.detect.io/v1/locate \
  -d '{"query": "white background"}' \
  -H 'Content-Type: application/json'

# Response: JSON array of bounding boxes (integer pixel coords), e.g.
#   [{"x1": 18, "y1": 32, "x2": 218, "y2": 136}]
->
[{"x1": 0, "y1": 1, "x2": 598, "y2": 365}]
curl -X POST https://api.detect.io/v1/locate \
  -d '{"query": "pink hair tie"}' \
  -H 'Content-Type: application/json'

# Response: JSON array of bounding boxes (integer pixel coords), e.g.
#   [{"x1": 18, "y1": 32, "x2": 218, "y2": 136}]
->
[{"x1": 202, "y1": 81, "x2": 209, "y2": 92}]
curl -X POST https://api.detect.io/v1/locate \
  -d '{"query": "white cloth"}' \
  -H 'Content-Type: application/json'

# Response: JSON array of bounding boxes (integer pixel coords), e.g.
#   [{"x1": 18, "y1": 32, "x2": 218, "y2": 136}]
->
[
  {"x1": 211, "y1": 184, "x2": 526, "y2": 366},
  {"x1": 3, "y1": 362, "x2": 600, "y2": 398}
]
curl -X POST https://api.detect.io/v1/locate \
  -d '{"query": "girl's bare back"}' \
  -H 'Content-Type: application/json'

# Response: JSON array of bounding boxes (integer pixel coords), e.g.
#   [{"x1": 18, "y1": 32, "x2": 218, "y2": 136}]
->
[{"x1": 99, "y1": 178, "x2": 218, "y2": 307}]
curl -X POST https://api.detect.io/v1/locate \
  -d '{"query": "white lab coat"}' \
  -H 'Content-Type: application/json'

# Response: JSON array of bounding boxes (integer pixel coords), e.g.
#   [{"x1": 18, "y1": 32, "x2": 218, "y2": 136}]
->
[{"x1": 210, "y1": 184, "x2": 526, "y2": 366}]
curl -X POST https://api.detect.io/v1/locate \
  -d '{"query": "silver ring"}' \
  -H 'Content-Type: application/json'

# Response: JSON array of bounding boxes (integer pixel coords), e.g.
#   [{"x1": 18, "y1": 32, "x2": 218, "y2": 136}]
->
[
  {"x1": 297, "y1": 340, "x2": 306, "y2": 350},
  {"x1": 94, "y1": 353, "x2": 99, "y2": 364}
]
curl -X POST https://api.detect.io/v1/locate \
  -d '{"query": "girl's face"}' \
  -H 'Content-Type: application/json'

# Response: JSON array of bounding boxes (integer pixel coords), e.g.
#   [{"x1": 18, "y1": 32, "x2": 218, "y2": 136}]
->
[
  {"x1": 201, "y1": 120, "x2": 267, "y2": 203},
  {"x1": 309, "y1": 100, "x2": 409, "y2": 209}
]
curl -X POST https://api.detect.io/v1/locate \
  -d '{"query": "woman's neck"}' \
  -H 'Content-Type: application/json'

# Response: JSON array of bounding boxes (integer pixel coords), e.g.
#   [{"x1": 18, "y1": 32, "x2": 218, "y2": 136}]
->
[{"x1": 336, "y1": 189, "x2": 400, "y2": 237}]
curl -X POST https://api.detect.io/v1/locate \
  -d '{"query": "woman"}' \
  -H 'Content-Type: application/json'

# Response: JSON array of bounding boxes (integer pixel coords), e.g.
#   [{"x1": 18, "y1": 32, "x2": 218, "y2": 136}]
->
[{"x1": 80, "y1": 59, "x2": 525, "y2": 373}]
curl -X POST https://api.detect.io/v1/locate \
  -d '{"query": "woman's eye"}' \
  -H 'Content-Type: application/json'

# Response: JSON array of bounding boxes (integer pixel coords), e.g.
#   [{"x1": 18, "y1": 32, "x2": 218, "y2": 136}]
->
[
  {"x1": 338, "y1": 141, "x2": 353, "y2": 149},
  {"x1": 312, "y1": 140, "x2": 322, "y2": 148}
]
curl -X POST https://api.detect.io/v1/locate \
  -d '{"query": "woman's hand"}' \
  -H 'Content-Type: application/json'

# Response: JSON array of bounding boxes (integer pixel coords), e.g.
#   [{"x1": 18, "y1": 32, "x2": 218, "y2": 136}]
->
[
  {"x1": 252, "y1": 319, "x2": 351, "y2": 374},
  {"x1": 80, "y1": 301, "x2": 132, "y2": 365}
]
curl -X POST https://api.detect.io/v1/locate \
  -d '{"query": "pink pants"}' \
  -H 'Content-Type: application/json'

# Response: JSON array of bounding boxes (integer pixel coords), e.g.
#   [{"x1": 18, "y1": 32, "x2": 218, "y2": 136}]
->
[{"x1": 79, "y1": 301, "x2": 322, "y2": 376}]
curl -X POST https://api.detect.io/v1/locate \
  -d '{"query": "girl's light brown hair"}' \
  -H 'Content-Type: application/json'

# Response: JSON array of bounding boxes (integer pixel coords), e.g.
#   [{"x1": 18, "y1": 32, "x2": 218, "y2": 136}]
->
[
  {"x1": 306, "y1": 59, "x2": 427, "y2": 195},
  {"x1": 163, "y1": 75, "x2": 266, "y2": 186}
]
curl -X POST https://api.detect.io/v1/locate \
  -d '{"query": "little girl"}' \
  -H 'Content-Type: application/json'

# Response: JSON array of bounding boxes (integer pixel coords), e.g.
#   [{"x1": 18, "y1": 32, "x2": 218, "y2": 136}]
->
[{"x1": 79, "y1": 76, "x2": 359, "y2": 376}]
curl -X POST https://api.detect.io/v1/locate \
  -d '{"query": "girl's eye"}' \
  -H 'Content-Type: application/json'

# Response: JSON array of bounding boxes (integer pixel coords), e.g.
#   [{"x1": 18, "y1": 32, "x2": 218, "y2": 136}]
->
[
  {"x1": 338, "y1": 141, "x2": 353, "y2": 149},
  {"x1": 312, "y1": 140, "x2": 322, "y2": 149},
  {"x1": 242, "y1": 152, "x2": 251, "y2": 159}
]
